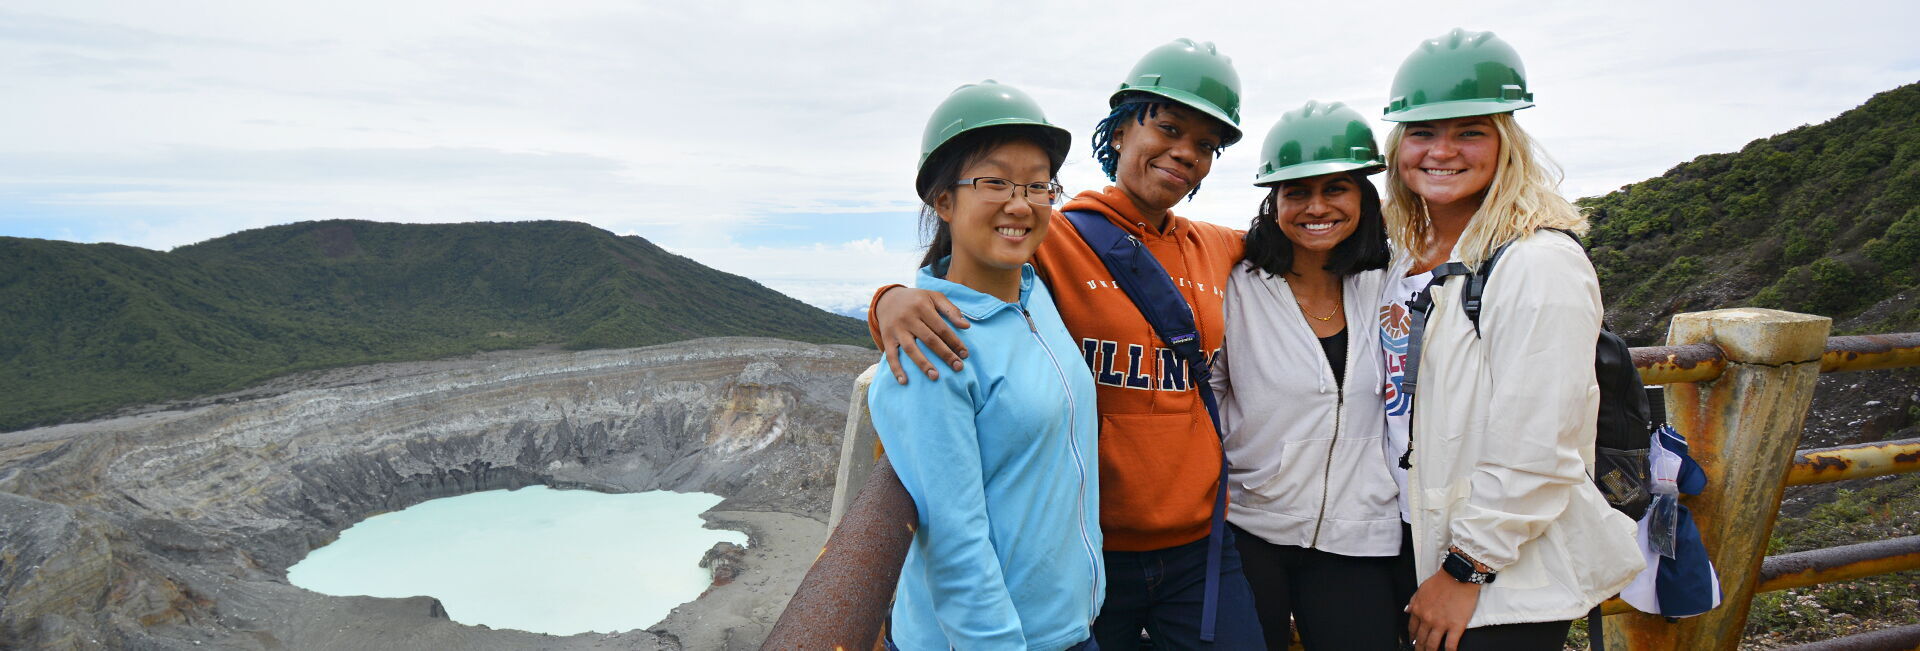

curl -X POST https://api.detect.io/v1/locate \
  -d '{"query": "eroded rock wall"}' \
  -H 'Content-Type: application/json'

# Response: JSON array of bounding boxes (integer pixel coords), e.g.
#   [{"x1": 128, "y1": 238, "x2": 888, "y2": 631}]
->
[{"x1": 0, "y1": 337, "x2": 874, "y2": 650}]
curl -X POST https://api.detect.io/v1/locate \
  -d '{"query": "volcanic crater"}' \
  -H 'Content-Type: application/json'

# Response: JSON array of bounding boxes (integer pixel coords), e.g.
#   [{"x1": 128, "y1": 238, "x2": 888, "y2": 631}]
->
[{"x1": 0, "y1": 337, "x2": 875, "y2": 650}]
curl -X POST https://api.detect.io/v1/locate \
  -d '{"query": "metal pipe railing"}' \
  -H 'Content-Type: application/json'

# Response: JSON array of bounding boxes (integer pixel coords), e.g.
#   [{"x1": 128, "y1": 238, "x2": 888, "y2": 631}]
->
[
  {"x1": 1598, "y1": 534, "x2": 1920, "y2": 617},
  {"x1": 1784, "y1": 438, "x2": 1920, "y2": 486},
  {"x1": 1603, "y1": 313, "x2": 1920, "y2": 650},
  {"x1": 1819, "y1": 333, "x2": 1920, "y2": 374},
  {"x1": 1754, "y1": 535, "x2": 1920, "y2": 595},
  {"x1": 1633, "y1": 342, "x2": 1729, "y2": 385},
  {"x1": 764, "y1": 458, "x2": 915, "y2": 650},
  {"x1": 1631, "y1": 333, "x2": 1920, "y2": 386}
]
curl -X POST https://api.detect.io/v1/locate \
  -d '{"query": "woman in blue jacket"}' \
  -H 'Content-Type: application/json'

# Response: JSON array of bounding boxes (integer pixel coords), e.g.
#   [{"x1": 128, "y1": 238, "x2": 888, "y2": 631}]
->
[{"x1": 867, "y1": 80, "x2": 1103, "y2": 651}]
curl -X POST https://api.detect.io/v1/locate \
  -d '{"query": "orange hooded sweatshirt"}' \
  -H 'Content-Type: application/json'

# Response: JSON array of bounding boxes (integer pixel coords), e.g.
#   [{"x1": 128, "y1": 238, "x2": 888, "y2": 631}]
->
[{"x1": 871, "y1": 187, "x2": 1245, "y2": 551}]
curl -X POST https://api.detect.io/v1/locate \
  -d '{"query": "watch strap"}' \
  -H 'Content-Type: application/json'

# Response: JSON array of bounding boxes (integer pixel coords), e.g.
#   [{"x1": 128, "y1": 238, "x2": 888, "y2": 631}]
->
[{"x1": 1443, "y1": 550, "x2": 1497, "y2": 584}]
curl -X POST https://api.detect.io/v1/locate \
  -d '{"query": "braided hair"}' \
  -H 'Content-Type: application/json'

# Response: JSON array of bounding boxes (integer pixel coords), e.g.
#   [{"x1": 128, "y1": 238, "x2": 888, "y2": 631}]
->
[{"x1": 1089, "y1": 95, "x2": 1230, "y2": 201}]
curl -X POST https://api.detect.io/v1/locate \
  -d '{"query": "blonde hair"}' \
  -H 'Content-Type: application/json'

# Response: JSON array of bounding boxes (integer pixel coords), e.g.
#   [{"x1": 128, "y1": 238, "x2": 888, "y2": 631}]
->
[{"x1": 1382, "y1": 112, "x2": 1587, "y2": 267}]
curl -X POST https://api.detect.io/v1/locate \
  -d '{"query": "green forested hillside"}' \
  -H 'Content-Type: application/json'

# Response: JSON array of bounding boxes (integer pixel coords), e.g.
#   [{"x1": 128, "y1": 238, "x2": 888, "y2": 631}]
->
[
  {"x1": 0, "y1": 220, "x2": 870, "y2": 431},
  {"x1": 1583, "y1": 82, "x2": 1920, "y2": 343}
]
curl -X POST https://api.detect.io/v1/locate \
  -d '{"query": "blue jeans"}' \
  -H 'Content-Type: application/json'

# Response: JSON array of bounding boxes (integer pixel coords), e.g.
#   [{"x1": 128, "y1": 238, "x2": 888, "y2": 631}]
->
[{"x1": 1093, "y1": 527, "x2": 1267, "y2": 650}]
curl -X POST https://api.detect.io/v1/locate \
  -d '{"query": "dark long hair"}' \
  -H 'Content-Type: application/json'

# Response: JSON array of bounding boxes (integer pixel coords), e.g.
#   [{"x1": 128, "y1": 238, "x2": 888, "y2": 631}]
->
[
  {"x1": 1242, "y1": 171, "x2": 1390, "y2": 277},
  {"x1": 918, "y1": 125, "x2": 1067, "y2": 269}
]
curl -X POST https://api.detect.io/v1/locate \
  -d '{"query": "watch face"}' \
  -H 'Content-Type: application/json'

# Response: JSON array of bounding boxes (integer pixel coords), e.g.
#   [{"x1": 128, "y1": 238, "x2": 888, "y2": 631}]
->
[{"x1": 1444, "y1": 552, "x2": 1493, "y2": 584}]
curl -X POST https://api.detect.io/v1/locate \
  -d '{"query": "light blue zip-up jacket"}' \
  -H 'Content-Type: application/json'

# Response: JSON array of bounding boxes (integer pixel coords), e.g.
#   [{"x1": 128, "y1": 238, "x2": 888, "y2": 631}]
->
[{"x1": 869, "y1": 261, "x2": 1103, "y2": 651}]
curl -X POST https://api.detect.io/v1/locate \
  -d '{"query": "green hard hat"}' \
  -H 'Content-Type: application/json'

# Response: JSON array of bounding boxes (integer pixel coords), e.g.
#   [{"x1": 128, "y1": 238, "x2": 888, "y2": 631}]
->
[
  {"x1": 1382, "y1": 28, "x2": 1534, "y2": 122},
  {"x1": 1254, "y1": 100, "x2": 1385, "y2": 186},
  {"x1": 1111, "y1": 38, "x2": 1244, "y2": 146},
  {"x1": 916, "y1": 80, "x2": 1072, "y2": 196}
]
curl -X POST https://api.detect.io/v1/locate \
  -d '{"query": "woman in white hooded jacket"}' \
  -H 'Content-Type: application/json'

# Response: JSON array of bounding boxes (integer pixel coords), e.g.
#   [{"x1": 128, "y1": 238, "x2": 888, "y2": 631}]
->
[
  {"x1": 1211, "y1": 101, "x2": 1409, "y2": 650},
  {"x1": 1379, "y1": 29, "x2": 1643, "y2": 651}
]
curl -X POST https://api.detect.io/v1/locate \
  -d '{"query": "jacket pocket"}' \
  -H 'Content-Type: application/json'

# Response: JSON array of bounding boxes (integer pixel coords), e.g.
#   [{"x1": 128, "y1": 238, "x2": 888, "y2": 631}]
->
[
  {"x1": 1322, "y1": 435, "x2": 1402, "y2": 522},
  {"x1": 1237, "y1": 437, "x2": 1329, "y2": 520}
]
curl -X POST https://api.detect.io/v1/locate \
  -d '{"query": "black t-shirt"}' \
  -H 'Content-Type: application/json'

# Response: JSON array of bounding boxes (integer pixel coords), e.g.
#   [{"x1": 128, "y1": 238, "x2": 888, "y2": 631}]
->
[{"x1": 1318, "y1": 327, "x2": 1348, "y2": 390}]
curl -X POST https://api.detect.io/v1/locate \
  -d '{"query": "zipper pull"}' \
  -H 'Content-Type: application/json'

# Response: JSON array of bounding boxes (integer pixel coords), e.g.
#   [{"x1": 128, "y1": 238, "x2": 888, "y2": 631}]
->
[{"x1": 1020, "y1": 307, "x2": 1038, "y2": 333}]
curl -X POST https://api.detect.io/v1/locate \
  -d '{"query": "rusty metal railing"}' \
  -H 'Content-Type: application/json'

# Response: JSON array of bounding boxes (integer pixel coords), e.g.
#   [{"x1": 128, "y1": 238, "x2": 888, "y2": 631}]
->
[
  {"x1": 1785, "y1": 437, "x2": 1920, "y2": 486},
  {"x1": 1755, "y1": 535, "x2": 1920, "y2": 595},
  {"x1": 1631, "y1": 341, "x2": 1729, "y2": 385},
  {"x1": 775, "y1": 313, "x2": 1920, "y2": 651},
  {"x1": 764, "y1": 457, "x2": 914, "y2": 650},
  {"x1": 1631, "y1": 332, "x2": 1920, "y2": 384},
  {"x1": 1819, "y1": 333, "x2": 1920, "y2": 373},
  {"x1": 1602, "y1": 316, "x2": 1920, "y2": 650}
]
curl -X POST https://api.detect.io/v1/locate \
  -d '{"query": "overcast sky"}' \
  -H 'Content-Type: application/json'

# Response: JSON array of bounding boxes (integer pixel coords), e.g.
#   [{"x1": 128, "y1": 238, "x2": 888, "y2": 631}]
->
[{"x1": 3, "y1": 1, "x2": 1917, "y2": 315}]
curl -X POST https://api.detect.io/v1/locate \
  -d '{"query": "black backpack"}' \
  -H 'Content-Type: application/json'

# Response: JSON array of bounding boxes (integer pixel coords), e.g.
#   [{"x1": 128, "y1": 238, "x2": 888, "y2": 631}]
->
[{"x1": 1404, "y1": 228, "x2": 1656, "y2": 520}]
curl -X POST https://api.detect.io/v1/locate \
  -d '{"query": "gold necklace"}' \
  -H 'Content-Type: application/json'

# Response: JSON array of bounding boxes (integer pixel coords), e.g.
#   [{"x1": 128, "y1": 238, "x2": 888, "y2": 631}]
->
[
  {"x1": 1299, "y1": 302, "x2": 1339, "y2": 321},
  {"x1": 1290, "y1": 278, "x2": 1341, "y2": 321},
  {"x1": 1297, "y1": 289, "x2": 1344, "y2": 320}
]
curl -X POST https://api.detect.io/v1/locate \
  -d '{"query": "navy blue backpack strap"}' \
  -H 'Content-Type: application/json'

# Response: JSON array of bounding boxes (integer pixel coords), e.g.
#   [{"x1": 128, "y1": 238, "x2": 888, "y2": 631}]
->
[
  {"x1": 1401, "y1": 261, "x2": 1470, "y2": 400},
  {"x1": 1061, "y1": 210, "x2": 1230, "y2": 642},
  {"x1": 1060, "y1": 211, "x2": 1210, "y2": 373},
  {"x1": 1396, "y1": 261, "x2": 1469, "y2": 470}
]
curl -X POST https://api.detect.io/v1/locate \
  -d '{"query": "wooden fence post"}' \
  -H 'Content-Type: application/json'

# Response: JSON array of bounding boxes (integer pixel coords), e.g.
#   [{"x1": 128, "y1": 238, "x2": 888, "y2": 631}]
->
[
  {"x1": 1604, "y1": 308, "x2": 1830, "y2": 650},
  {"x1": 827, "y1": 365, "x2": 880, "y2": 534}
]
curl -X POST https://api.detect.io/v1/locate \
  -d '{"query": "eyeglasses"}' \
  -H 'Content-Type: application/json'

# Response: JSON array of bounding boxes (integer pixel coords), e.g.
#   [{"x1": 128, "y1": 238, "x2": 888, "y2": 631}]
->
[{"x1": 954, "y1": 177, "x2": 1065, "y2": 206}]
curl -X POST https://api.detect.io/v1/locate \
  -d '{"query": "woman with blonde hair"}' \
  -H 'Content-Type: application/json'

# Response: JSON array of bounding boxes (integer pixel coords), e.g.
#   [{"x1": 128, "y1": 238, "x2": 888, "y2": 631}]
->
[{"x1": 1377, "y1": 29, "x2": 1643, "y2": 651}]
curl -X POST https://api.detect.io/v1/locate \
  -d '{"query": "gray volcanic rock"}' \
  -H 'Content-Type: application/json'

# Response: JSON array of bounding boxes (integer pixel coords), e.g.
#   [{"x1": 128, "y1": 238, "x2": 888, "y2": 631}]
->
[{"x1": 0, "y1": 337, "x2": 875, "y2": 650}]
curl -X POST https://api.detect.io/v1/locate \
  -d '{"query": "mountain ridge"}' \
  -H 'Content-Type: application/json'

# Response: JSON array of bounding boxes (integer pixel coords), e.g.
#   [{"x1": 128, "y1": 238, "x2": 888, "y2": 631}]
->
[
  {"x1": 1584, "y1": 82, "x2": 1920, "y2": 343},
  {"x1": 0, "y1": 219, "x2": 871, "y2": 431}
]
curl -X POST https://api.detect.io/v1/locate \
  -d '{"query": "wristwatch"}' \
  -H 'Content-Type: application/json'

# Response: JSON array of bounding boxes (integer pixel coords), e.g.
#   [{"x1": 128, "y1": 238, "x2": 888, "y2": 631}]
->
[{"x1": 1443, "y1": 548, "x2": 1497, "y2": 585}]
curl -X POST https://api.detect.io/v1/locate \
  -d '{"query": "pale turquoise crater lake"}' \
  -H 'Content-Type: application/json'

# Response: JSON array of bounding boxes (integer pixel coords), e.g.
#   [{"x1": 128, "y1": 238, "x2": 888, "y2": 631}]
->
[{"x1": 286, "y1": 486, "x2": 747, "y2": 636}]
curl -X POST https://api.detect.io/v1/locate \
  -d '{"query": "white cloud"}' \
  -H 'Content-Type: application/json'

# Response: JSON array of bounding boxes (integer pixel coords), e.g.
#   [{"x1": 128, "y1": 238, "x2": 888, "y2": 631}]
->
[
  {"x1": 2, "y1": 0, "x2": 1917, "y2": 311},
  {"x1": 663, "y1": 237, "x2": 922, "y2": 316}
]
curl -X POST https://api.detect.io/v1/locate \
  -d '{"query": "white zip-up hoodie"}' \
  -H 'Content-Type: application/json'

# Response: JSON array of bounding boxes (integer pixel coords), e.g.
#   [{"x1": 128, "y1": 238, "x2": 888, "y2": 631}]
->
[
  {"x1": 1407, "y1": 230, "x2": 1644, "y2": 627},
  {"x1": 1212, "y1": 262, "x2": 1402, "y2": 557}
]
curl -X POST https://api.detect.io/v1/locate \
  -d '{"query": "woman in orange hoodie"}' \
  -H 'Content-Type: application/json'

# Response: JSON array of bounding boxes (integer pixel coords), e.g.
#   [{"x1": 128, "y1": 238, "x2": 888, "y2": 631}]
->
[{"x1": 869, "y1": 39, "x2": 1265, "y2": 650}]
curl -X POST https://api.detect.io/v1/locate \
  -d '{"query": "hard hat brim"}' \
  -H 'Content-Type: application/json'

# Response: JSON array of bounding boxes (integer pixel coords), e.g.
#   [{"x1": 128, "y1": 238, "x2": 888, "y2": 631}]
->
[
  {"x1": 1113, "y1": 87, "x2": 1243, "y2": 147},
  {"x1": 1253, "y1": 160, "x2": 1386, "y2": 187},
  {"x1": 1382, "y1": 99, "x2": 1534, "y2": 123},
  {"x1": 914, "y1": 121, "x2": 1073, "y2": 197}
]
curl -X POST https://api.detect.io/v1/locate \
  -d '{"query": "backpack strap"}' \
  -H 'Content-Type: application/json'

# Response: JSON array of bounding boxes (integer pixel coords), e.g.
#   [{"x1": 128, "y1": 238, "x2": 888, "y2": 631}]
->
[
  {"x1": 1394, "y1": 260, "x2": 1470, "y2": 470},
  {"x1": 1460, "y1": 241, "x2": 1512, "y2": 335},
  {"x1": 1401, "y1": 261, "x2": 1470, "y2": 401},
  {"x1": 1401, "y1": 228, "x2": 1596, "y2": 473},
  {"x1": 1060, "y1": 211, "x2": 1212, "y2": 384},
  {"x1": 1061, "y1": 210, "x2": 1231, "y2": 642},
  {"x1": 1460, "y1": 228, "x2": 1580, "y2": 334}
]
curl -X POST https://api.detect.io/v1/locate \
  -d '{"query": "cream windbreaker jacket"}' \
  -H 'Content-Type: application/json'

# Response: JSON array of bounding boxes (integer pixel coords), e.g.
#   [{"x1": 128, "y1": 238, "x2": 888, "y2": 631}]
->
[
  {"x1": 1211, "y1": 263, "x2": 1403, "y2": 557},
  {"x1": 1405, "y1": 230, "x2": 1644, "y2": 627}
]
